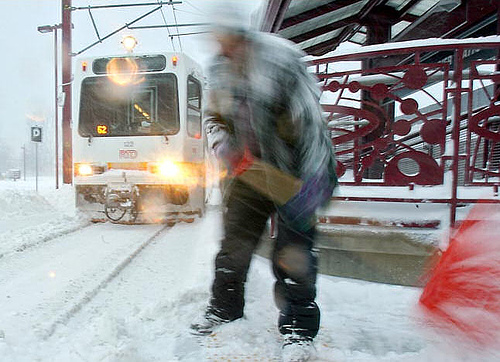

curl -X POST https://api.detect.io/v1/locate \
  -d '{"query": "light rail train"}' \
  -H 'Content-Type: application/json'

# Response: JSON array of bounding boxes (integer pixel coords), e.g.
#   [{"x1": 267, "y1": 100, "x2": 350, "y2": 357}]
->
[{"x1": 73, "y1": 52, "x2": 206, "y2": 222}]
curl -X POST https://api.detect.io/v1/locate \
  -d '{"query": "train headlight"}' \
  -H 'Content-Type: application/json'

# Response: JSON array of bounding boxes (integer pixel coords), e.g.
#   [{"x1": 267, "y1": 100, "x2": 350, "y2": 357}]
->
[
  {"x1": 77, "y1": 163, "x2": 93, "y2": 176},
  {"x1": 159, "y1": 160, "x2": 181, "y2": 178}
]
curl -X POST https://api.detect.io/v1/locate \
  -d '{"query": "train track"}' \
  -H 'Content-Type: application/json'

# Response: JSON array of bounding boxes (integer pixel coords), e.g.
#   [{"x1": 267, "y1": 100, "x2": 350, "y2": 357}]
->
[
  {"x1": 41, "y1": 222, "x2": 173, "y2": 339},
  {"x1": 0, "y1": 211, "x2": 192, "y2": 260},
  {"x1": 0, "y1": 217, "x2": 191, "y2": 344},
  {"x1": 0, "y1": 219, "x2": 92, "y2": 260}
]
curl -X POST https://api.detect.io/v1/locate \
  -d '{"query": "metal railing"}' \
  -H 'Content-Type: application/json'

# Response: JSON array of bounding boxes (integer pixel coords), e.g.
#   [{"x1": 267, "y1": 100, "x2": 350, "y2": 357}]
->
[{"x1": 314, "y1": 37, "x2": 500, "y2": 225}]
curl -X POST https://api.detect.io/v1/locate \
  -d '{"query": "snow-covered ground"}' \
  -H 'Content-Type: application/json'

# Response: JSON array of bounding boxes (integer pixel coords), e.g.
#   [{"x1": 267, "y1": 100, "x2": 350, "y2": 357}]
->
[{"x1": 1, "y1": 178, "x2": 499, "y2": 361}]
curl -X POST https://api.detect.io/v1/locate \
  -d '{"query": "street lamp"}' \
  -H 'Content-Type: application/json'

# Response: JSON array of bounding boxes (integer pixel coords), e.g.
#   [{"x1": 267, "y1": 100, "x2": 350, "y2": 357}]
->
[{"x1": 37, "y1": 24, "x2": 62, "y2": 189}]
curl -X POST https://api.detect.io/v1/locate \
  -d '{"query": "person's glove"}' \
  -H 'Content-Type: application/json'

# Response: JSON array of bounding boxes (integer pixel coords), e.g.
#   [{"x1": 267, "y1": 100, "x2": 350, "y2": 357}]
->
[
  {"x1": 206, "y1": 123, "x2": 227, "y2": 151},
  {"x1": 206, "y1": 122, "x2": 254, "y2": 176}
]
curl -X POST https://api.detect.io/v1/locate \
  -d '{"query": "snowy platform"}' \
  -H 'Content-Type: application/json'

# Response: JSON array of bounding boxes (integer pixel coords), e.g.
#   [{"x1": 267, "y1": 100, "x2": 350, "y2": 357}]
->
[
  {"x1": 257, "y1": 197, "x2": 456, "y2": 286},
  {"x1": 258, "y1": 220, "x2": 438, "y2": 287}
]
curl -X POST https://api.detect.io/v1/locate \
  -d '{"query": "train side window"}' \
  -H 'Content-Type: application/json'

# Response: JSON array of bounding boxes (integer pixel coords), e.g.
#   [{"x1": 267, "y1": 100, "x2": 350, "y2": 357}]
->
[{"x1": 187, "y1": 77, "x2": 202, "y2": 139}]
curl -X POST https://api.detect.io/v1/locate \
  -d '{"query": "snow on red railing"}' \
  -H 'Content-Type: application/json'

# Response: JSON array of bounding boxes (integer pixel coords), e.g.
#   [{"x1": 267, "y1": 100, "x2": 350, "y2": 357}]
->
[{"x1": 313, "y1": 36, "x2": 500, "y2": 225}]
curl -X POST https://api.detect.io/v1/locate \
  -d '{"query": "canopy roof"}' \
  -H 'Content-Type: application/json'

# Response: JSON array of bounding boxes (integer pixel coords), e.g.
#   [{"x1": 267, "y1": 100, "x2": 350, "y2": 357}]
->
[{"x1": 260, "y1": 0, "x2": 499, "y2": 55}]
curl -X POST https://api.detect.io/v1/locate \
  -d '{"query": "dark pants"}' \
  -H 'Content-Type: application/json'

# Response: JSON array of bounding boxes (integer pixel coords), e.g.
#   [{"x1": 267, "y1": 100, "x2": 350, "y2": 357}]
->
[{"x1": 210, "y1": 180, "x2": 320, "y2": 338}]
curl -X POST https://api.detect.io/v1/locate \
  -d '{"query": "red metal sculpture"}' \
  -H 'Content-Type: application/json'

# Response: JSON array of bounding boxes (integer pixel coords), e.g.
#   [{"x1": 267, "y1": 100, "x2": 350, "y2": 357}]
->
[{"x1": 314, "y1": 38, "x2": 500, "y2": 224}]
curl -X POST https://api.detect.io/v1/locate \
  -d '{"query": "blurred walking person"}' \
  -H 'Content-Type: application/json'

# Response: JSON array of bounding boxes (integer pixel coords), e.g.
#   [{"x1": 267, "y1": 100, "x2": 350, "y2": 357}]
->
[{"x1": 191, "y1": 6, "x2": 337, "y2": 362}]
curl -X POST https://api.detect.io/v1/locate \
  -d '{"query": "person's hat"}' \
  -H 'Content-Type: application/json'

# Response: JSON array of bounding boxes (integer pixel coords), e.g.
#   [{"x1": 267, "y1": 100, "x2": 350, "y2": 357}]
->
[{"x1": 209, "y1": 2, "x2": 252, "y2": 36}]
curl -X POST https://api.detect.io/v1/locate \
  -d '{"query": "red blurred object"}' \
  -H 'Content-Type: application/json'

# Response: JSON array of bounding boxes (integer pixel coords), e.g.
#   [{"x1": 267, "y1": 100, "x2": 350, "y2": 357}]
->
[
  {"x1": 233, "y1": 148, "x2": 254, "y2": 177},
  {"x1": 419, "y1": 204, "x2": 500, "y2": 346}
]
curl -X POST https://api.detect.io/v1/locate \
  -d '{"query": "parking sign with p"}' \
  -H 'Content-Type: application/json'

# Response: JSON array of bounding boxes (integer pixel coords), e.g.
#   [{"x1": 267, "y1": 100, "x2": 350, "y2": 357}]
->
[{"x1": 31, "y1": 127, "x2": 42, "y2": 142}]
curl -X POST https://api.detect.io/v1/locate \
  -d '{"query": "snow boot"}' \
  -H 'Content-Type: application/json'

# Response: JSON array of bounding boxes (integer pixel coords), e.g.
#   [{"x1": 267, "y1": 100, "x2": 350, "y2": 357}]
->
[
  {"x1": 281, "y1": 334, "x2": 315, "y2": 362},
  {"x1": 189, "y1": 309, "x2": 230, "y2": 336}
]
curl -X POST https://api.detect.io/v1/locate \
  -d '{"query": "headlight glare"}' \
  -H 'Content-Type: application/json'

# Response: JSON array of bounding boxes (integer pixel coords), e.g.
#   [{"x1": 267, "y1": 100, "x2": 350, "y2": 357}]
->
[
  {"x1": 159, "y1": 160, "x2": 181, "y2": 178},
  {"x1": 77, "y1": 163, "x2": 93, "y2": 176}
]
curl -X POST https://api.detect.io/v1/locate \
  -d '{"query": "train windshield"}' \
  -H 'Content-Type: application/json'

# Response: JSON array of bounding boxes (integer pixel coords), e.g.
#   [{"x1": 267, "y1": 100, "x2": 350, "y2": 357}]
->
[{"x1": 79, "y1": 73, "x2": 179, "y2": 137}]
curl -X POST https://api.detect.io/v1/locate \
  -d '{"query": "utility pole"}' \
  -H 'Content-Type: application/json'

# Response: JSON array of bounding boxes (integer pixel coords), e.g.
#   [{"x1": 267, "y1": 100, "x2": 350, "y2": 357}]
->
[
  {"x1": 37, "y1": 23, "x2": 61, "y2": 189},
  {"x1": 22, "y1": 145, "x2": 26, "y2": 181},
  {"x1": 62, "y1": 0, "x2": 72, "y2": 184},
  {"x1": 54, "y1": 27, "x2": 59, "y2": 189}
]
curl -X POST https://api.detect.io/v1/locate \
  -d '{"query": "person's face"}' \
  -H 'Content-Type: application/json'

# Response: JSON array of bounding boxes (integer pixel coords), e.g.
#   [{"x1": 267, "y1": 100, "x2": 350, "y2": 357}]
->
[{"x1": 215, "y1": 32, "x2": 247, "y2": 61}]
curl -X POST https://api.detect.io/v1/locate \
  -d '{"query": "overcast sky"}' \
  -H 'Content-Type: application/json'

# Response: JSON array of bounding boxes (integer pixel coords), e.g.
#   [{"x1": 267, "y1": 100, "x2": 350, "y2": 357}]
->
[{"x1": 0, "y1": 0, "x2": 264, "y2": 157}]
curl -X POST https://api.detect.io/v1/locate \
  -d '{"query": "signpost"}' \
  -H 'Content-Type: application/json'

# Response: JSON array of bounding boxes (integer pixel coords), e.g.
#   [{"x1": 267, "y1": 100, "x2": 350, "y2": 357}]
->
[
  {"x1": 31, "y1": 126, "x2": 42, "y2": 192},
  {"x1": 31, "y1": 127, "x2": 42, "y2": 142}
]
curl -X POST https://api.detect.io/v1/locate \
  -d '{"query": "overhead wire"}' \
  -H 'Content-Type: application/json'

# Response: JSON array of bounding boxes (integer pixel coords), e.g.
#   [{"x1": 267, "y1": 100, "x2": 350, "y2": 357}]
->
[
  {"x1": 173, "y1": 0, "x2": 209, "y2": 52},
  {"x1": 157, "y1": 0, "x2": 176, "y2": 51},
  {"x1": 173, "y1": 8, "x2": 205, "y2": 17},
  {"x1": 183, "y1": 0, "x2": 205, "y2": 15},
  {"x1": 171, "y1": 5, "x2": 183, "y2": 52}
]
